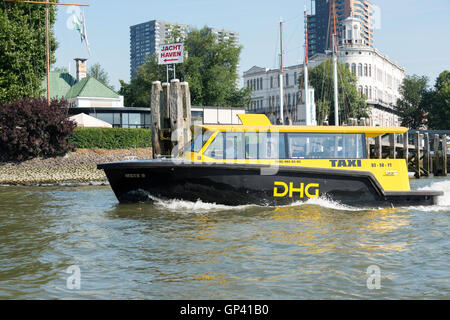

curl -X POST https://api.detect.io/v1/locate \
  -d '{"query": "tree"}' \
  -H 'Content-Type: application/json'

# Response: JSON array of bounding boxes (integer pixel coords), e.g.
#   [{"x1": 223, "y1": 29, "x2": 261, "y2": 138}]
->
[
  {"x1": 425, "y1": 71, "x2": 450, "y2": 129},
  {"x1": 0, "y1": 98, "x2": 75, "y2": 162},
  {"x1": 88, "y1": 63, "x2": 113, "y2": 90},
  {"x1": 119, "y1": 54, "x2": 166, "y2": 108},
  {"x1": 120, "y1": 26, "x2": 250, "y2": 108},
  {"x1": 394, "y1": 75, "x2": 429, "y2": 129},
  {"x1": 0, "y1": 1, "x2": 58, "y2": 103},
  {"x1": 307, "y1": 58, "x2": 368, "y2": 125}
]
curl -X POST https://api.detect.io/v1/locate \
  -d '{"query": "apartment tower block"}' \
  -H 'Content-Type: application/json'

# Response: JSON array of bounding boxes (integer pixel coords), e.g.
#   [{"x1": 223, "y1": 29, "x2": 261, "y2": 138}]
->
[{"x1": 130, "y1": 20, "x2": 189, "y2": 79}]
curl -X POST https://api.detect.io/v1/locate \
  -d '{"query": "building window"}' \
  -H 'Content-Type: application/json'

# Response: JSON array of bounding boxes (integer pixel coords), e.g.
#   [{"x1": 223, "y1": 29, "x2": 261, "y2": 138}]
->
[
  {"x1": 270, "y1": 76, "x2": 273, "y2": 89},
  {"x1": 364, "y1": 86, "x2": 369, "y2": 97},
  {"x1": 260, "y1": 78, "x2": 263, "y2": 90},
  {"x1": 358, "y1": 63, "x2": 363, "y2": 77},
  {"x1": 351, "y1": 63, "x2": 356, "y2": 74},
  {"x1": 369, "y1": 64, "x2": 372, "y2": 77},
  {"x1": 285, "y1": 73, "x2": 289, "y2": 86},
  {"x1": 294, "y1": 72, "x2": 298, "y2": 86},
  {"x1": 364, "y1": 64, "x2": 368, "y2": 77},
  {"x1": 377, "y1": 68, "x2": 383, "y2": 82},
  {"x1": 358, "y1": 86, "x2": 363, "y2": 97}
]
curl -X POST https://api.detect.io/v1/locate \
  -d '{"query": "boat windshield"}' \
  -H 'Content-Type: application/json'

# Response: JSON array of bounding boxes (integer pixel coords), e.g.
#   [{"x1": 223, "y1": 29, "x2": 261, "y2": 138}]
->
[{"x1": 190, "y1": 129, "x2": 214, "y2": 153}]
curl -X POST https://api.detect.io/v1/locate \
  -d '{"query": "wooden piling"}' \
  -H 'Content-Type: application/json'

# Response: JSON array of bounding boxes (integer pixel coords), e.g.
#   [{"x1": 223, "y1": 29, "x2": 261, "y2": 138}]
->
[
  {"x1": 443, "y1": 134, "x2": 448, "y2": 175},
  {"x1": 403, "y1": 132, "x2": 409, "y2": 163},
  {"x1": 150, "y1": 80, "x2": 192, "y2": 158},
  {"x1": 169, "y1": 79, "x2": 184, "y2": 156},
  {"x1": 150, "y1": 81, "x2": 162, "y2": 158},
  {"x1": 423, "y1": 133, "x2": 431, "y2": 176},
  {"x1": 366, "y1": 137, "x2": 371, "y2": 159},
  {"x1": 433, "y1": 134, "x2": 441, "y2": 176},
  {"x1": 375, "y1": 135, "x2": 382, "y2": 159},
  {"x1": 181, "y1": 82, "x2": 192, "y2": 148},
  {"x1": 414, "y1": 132, "x2": 421, "y2": 178},
  {"x1": 389, "y1": 133, "x2": 396, "y2": 159}
]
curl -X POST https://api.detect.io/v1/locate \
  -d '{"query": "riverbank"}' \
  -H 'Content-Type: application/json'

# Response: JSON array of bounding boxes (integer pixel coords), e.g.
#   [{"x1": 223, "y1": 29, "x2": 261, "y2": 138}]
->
[{"x1": 0, "y1": 148, "x2": 152, "y2": 186}]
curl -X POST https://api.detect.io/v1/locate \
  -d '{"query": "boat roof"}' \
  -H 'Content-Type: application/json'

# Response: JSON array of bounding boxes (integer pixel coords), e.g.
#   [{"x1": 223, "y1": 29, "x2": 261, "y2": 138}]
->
[{"x1": 197, "y1": 114, "x2": 408, "y2": 138}]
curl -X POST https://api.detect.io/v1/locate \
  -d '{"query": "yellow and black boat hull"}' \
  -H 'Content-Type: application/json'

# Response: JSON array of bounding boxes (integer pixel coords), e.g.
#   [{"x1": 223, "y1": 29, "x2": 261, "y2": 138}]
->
[{"x1": 97, "y1": 160, "x2": 442, "y2": 207}]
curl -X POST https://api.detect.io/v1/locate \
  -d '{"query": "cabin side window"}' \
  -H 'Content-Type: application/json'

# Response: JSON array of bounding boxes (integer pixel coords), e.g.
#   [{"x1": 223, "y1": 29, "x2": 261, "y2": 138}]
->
[
  {"x1": 224, "y1": 132, "x2": 245, "y2": 159},
  {"x1": 203, "y1": 132, "x2": 245, "y2": 159},
  {"x1": 287, "y1": 133, "x2": 365, "y2": 159},
  {"x1": 245, "y1": 132, "x2": 286, "y2": 159}
]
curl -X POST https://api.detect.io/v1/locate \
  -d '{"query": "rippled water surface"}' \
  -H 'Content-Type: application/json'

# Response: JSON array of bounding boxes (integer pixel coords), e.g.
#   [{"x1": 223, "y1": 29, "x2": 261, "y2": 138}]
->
[{"x1": 0, "y1": 178, "x2": 449, "y2": 299}]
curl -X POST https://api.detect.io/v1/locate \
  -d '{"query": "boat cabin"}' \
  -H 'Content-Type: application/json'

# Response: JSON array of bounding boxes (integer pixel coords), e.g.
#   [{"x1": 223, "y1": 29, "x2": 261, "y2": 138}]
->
[{"x1": 187, "y1": 114, "x2": 407, "y2": 162}]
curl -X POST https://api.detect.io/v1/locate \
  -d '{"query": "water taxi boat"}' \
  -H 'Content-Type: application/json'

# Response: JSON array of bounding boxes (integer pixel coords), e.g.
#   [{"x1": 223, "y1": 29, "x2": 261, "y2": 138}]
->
[{"x1": 98, "y1": 114, "x2": 443, "y2": 207}]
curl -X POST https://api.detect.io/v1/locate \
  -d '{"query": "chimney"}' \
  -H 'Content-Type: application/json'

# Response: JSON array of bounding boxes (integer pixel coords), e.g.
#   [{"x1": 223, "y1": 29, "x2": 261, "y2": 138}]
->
[{"x1": 74, "y1": 58, "x2": 88, "y2": 81}]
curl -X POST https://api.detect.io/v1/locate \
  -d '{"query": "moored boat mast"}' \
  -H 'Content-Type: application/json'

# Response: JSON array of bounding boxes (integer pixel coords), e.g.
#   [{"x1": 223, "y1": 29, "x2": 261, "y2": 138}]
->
[
  {"x1": 331, "y1": 0, "x2": 339, "y2": 126},
  {"x1": 279, "y1": 18, "x2": 284, "y2": 125},
  {"x1": 304, "y1": 7, "x2": 309, "y2": 125}
]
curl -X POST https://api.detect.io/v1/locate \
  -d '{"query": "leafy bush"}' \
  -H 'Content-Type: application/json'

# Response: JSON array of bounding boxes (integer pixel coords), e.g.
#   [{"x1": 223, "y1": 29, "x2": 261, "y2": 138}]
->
[
  {"x1": 69, "y1": 128, "x2": 152, "y2": 149},
  {"x1": 0, "y1": 98, "x2": 76, "y2": 162}
]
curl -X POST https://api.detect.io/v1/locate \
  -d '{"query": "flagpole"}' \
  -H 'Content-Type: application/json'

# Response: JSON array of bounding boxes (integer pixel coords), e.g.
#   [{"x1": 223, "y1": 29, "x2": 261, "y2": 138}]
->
[{"x1": 5, "y1": 0, "x2": 89, "y2": 105}]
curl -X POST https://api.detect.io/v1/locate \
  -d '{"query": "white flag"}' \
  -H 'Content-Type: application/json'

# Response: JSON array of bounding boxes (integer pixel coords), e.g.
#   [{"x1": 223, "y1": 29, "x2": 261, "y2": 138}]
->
[{"x1": 72, "y1": 10, "x2": 91, "y2": 55}]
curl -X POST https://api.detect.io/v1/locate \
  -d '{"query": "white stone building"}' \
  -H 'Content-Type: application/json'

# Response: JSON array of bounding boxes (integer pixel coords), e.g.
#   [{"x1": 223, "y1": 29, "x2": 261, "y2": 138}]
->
[
  {"x1": 243, "y1": 65, "x2": 303, "y2": 124},
  {"x1": 309, "y1": 16, "x2": 405, "y2": 126},
  {"x1": 243, "y1": 16, "x2": 405, "y2": 127}
]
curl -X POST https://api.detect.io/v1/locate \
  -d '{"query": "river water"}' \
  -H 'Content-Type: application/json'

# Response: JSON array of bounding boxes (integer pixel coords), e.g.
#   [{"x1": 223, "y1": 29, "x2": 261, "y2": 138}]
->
[{"x1": 0, "y1": 178, "x2": 449, "y2": 300}]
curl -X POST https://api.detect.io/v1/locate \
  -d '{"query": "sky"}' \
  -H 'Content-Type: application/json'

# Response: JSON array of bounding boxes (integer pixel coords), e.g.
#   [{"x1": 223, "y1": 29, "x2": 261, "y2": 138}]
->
[{"x1": 53, "y1": 0, "x2": 450, "y2": 90}]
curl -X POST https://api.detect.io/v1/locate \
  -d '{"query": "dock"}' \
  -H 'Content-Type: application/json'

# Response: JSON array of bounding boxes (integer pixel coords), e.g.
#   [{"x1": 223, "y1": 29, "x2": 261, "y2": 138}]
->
[{"x1": 368, "y1": 130, "x2": 449, "y2": 178}]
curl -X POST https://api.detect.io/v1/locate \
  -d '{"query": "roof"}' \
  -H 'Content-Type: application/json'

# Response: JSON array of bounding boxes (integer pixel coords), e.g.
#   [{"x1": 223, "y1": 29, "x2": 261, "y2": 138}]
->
[
  {"x1": 200, "y1": 114, "x2": 408, "y2": 137},
  {"x1": 200, "y1": 124, "x2": 408, "y2": 137},
  {"x1": 238, "y1": 114, "x2": 271, "y2": 126},
  {"x1": 41, "y1": 73, "x2": 120, "y2": 100},
  {"x1": 42, "y1": 72, "x2": 76, "y2": 99},
  {"x1": 65, "y1": 77, "x2": 119, "y2": 99}
]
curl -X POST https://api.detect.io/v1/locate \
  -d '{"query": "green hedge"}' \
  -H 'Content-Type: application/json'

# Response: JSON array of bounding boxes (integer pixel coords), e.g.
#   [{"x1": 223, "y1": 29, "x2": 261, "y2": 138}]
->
[{"x1": 69, "y1": 128, "x2": 152, "y2": 149}]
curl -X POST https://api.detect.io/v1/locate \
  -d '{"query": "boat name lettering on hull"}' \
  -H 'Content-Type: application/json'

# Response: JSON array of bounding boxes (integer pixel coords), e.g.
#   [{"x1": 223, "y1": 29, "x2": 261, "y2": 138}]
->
[
  {"x1": 329, "y1": 160, "x2": 362, "y2": 168},
  {"x1": 124, "y1": 174, "x2": 146, "y2": 178},
  {"x1": 273, "y1": 182, "x2": 320, "y2": 199}
]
